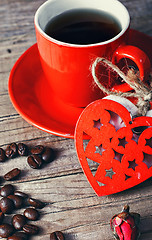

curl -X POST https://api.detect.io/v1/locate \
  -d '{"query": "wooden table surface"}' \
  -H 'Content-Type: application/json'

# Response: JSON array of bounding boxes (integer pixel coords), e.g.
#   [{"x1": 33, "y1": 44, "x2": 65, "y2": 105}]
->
[{"x1": 0, "y1": 0, "x2": 152, "y2": 239}]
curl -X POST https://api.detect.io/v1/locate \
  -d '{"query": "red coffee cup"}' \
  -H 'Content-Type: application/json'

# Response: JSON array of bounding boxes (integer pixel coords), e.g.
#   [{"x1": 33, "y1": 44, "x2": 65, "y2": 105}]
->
[{"x1": 34, "y1": 0, "x2": 151, "y2": 107}]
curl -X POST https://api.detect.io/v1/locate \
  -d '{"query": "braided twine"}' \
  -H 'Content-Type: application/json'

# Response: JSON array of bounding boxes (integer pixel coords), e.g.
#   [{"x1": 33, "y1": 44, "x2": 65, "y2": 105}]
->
[{"x1": 92, "y1": 57, "x2": 152, "y2": 116}]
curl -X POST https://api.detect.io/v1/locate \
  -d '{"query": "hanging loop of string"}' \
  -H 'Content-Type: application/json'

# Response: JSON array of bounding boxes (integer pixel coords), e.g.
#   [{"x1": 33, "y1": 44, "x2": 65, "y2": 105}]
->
[{"x1": 92, "y1": 57, "x2": 152, "y2": 116}]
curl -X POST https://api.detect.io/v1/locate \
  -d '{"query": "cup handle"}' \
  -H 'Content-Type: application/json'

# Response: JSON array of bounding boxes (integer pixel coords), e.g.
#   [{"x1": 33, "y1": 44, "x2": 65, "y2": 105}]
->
[{"x1": 112, "y1": 45, "x2": 151, "y2": 92}]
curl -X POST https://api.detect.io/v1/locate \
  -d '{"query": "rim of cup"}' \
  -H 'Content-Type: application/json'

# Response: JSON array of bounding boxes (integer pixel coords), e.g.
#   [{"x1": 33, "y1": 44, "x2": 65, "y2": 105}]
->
[{"x1": 34, "y1": 0, "x2": 130, "y2": 47}]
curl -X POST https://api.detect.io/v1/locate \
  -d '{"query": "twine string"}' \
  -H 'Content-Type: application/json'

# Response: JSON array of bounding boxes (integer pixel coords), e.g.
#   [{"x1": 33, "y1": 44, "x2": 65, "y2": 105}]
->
[{"x1": 92, "y1": 57, "x2": 152, "y2": 116}]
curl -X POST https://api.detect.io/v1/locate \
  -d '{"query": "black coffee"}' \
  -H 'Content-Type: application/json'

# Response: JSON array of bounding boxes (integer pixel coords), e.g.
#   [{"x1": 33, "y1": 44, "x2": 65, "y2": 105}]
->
[{"x1": 44, "y1": 9, "x2": 121, "y2": 44}]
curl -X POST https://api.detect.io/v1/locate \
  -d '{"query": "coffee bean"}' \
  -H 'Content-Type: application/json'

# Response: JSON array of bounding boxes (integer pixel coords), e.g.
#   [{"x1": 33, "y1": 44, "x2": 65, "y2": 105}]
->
[
  {"x1": 30, "y1": 145, "x2": 44, "y2": 155},
  {"x1": 0, "y1": 223, "x2": 14, "y2": 238},
  {"x1": 0, "y1": 212, "x2": 4, "y2": 224},
  {"x1": 14, "y1": 191, "x2": 28, "y2": 199},
  {"x1": 27, "y1": 155, "x2": 43, "y2": 169},
  {"x1": 4, "y1": 168, "x2": 21, "y2": 181},
  {"x1": 24, "y1": 208, "x2": 39, "y2": 221},
  {"x1": 23, "y1": 224, "x2": 39, "y2": 235},
  {"x1": 0, "y1": 197, "x2": 14, "y2": 214},
  {"x1": 8, "y1": 195, "x2": 23, "y2": 209},
  {"x1": 0, "y1": 184, "x2": 15, "y2": 197},
  {"x1": 0, "y1": 148, "x2": 6, "y2": 162},
  {"x1": 41, "y1": 147, "x2": 54, "y2": 163},
  {"x1": 5, "y1": 143, "x2": 18, "y2": 158},
  {"x1": 18, "y1": 143, "x2": 28, "y2": 156},
  {"x1": 11, "y1": 232, "x2": 29, "y2": 240},
  {"x1": 28, "y1": 198, "x2": 45, "y2": 209},
  {"x1": 12, "y1": 214, "x2": 27, "y2": 230},
  {"x1": 50, "y1": 231, "x2": 65, "y2": 240}
]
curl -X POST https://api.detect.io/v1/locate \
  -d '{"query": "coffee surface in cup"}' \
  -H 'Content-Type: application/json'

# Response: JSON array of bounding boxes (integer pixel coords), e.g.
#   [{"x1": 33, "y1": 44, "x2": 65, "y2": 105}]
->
[{"x1": 44, "y1": 8, "x2": 121, "y2": 44}]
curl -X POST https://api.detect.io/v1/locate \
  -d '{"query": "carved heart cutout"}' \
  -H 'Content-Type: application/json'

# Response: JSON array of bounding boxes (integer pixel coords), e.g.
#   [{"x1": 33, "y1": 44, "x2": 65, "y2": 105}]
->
[{"x1": 75, "y1": 98, "x2": 152, "y2": 196}]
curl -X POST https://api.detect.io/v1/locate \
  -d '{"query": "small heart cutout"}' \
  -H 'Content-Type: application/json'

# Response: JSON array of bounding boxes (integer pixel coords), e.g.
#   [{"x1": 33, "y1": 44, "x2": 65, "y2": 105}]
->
[{"x1": 75, "y1": 98, "x2": 152, "y2": 196}]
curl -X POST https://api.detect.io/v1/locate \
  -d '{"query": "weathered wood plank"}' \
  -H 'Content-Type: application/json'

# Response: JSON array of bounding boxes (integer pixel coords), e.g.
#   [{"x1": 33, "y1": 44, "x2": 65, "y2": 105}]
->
[{"x1": 0, "y1": 0, "x2": 152, "y2": 239}]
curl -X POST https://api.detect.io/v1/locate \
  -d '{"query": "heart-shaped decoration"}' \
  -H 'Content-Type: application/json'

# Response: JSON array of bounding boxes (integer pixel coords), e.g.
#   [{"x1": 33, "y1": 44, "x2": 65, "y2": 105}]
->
[{"x1": 75, "y1": 97, "x2": 152, "y2": 196}]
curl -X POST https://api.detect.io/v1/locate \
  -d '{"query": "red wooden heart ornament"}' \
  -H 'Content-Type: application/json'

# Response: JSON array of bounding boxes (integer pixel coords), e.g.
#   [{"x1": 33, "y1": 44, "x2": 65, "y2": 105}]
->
[{"x1": 75, "y1": 98, "x2": 152, "y2": 196}]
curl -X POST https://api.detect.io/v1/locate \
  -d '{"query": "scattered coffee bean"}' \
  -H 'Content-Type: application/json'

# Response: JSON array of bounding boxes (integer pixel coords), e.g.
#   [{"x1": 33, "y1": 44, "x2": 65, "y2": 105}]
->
[
  {"x1": 5, "y1": 143, "x2": 18, "y2": 158},
  {"x1": 8, "y1": 195, "x2": 23, "y2": 209},
  {"x1": 0, "y1": 197, "x2": 14, "y2": 214},
  {"x1": 23, "y1": 224, "x2": 39, "y2": 235},
  {"x1": 50, "y1": 231, "x2": 65, "y2": 240},
  {"x1": 27, "y1": 155, "x2": 43, "y2": 169},
  {"x1": 4, "y1": 168, "x2": 21, "y2": 181},
  {"x1": 0, "y1": 143, "x2": 52, "y2": 238},
  {"x1": 12, "y1": 214, "x2": 27, "y2": 230},
  {"x1": 0, "y1": 212, "x2": 4, "y2": 224},
  {"x1": 0, "y1": 223, "x2": 14, "y2": 238},
  {"x1": 30, "y1": 145, "x2": 44, "y2": 155},
  {"x1": 0, "y1": 147, "x2": 6, "y2": 162},
  {"x1": 18, "y1": 143, "x2": 28, "y2": 156},
  {"x1": 24, "y1": 208, "x2": 39, "y2": 221},
  {"x1": 28, "y1": 198, "x2": 45, "y2": 209},
  {"x1": 41, "y1": 147, "x2": 54, "y2": 163},
  {"x1": 14, "y1": 191, "x2": 28, "y2": 199},
  {"x1": 11, "y1": 231, "x2": 29, "y2": 240},
  {"x1": 0, "y1": 184, "x2": 15, "y2": 197}
]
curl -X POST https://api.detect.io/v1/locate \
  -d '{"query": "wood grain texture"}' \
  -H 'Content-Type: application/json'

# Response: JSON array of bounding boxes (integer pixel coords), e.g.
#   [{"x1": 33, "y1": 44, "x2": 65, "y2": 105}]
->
[{"x1": 0, "y1": 0, "x2": 152, "y2": 239}]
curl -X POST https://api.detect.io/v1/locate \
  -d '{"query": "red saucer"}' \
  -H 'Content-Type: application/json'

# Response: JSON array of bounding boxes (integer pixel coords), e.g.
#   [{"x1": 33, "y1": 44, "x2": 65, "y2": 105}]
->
[{"x1": 8, "y1": 29, "x2": 152, "y2": 138}]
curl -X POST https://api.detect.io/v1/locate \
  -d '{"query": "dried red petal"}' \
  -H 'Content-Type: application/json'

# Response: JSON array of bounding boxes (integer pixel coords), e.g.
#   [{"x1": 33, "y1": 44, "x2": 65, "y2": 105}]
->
[
  {"x1": 117, "y1": 217, "x2": 134, "y2": 240},
  {"x1": 110, "y1": 205, "x2": 140, "y2": 240},
  {"x1": 114, "y1": 216, "x2": 123, "y2": 226}
]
